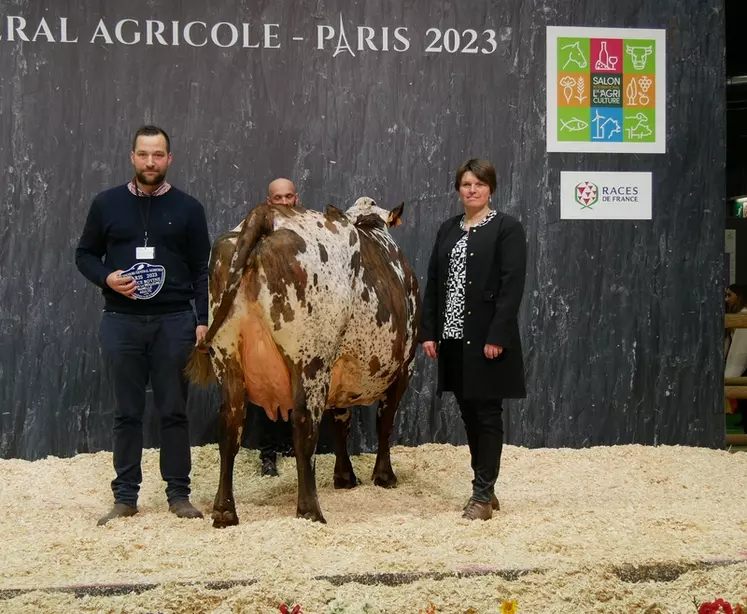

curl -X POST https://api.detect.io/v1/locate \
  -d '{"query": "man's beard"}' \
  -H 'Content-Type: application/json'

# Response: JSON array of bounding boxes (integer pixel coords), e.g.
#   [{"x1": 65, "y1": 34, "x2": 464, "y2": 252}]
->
[{"x1": 136, "y1": 169, "x2": 166, "y2": 186}]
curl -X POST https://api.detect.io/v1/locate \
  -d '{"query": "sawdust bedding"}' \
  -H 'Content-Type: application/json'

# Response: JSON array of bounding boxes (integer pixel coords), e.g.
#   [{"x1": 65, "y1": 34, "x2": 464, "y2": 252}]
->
[{"x1": 0, "y1": 443, "x2": 745, "y2": 613}]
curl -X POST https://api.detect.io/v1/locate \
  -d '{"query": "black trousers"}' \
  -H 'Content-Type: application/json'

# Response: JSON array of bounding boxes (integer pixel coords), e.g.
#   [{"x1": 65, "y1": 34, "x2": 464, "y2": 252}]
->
[
  {"x1": 257, "y1": 406, "x2": 293, "y2": 460},
  {"x1": 99, "y1": 310, "x2": 195, "y2": 506},
  {"x1": 441, "y1": 339, "x2": 504, "y2": 503}
]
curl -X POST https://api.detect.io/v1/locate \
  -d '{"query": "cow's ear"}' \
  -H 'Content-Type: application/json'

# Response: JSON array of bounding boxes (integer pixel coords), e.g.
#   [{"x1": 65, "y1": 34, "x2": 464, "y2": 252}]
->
[
  {"x1": 387, "y1": 202, "x2": 404, "y2": 227},
  {"x1": 325, "y1": 204, "x2": 343, "y2": 216}
]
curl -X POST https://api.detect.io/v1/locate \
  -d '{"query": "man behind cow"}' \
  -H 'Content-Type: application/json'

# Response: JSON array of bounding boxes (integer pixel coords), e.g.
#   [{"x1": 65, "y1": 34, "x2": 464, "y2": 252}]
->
[
  {"x1": 253, "y1": 177, "x2": 297, "y2": 476},
  {"x1": 75, "y1": 125, "x2": 210, "y2": 525}
]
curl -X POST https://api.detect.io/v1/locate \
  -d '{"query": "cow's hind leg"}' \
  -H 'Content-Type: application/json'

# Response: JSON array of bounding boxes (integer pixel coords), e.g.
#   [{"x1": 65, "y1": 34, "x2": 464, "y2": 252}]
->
[
  {"x1": 292, "y1": 376, "x2": 328, "y2": 523},
  {"x1": 331, "y1": 408, "x2": 361, "y2": 489},
  {"x1": 372, "y1": 373, "x2": 409, "y2": 488},
  {"x1": 212, "y1": 371, "x2": 246, "y2": 528}
]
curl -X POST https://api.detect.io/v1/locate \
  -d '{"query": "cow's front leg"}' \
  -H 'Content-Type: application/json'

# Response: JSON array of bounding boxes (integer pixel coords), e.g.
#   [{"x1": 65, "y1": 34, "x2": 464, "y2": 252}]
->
[
  {"x1": 372, "y1": 373, "x2": 409, "y2": 488},
  {"x1": 331, "y1": 408, "x2": 360, "y2": 489},
  {"x1": 212, "y1": 378, "x2": 246, "y2": 528}
]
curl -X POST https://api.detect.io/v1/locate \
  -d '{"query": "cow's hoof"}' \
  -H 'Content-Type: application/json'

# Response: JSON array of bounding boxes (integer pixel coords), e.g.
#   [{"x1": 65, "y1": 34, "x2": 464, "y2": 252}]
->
[
  {"x1": 211, "y1": 509, "x2": 239, "y2": 528},
  {"x1": 334, "y1": 472, "x2": 361, "y2": 489},
  {"x1": 296, "y1": 509, "x2": 327, "y2": 524},
  {"x1": 373, "y1": 471, "x2": 398, "y2": 489}
]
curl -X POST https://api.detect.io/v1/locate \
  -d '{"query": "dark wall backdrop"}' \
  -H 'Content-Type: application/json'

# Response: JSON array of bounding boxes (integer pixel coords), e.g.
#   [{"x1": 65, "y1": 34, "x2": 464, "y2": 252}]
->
[{"x1": 0, "y1": 0, "x2": 725, "y2": 460}]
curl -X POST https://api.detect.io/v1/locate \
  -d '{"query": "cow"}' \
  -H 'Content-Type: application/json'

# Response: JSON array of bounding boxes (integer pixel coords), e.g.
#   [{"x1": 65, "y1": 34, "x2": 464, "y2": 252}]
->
[{"x1": 187, "y1": 197, "x2": 420, "y2": 526}]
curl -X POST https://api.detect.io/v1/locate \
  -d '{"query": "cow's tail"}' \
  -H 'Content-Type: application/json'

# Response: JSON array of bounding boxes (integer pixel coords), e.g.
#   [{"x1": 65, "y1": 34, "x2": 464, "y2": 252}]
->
[
  {"x1": 187, "y1": 204, "x2": 276, "y2": 388},
  {"x1": 186, "y1": 349, "x2": 216, "y2": 388}
]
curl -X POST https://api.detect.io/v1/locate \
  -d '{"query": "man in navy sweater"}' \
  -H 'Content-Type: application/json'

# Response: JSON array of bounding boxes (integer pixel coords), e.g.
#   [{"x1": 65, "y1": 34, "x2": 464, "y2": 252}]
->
[{"x1": 76, "y1": 125, "x2": 210, "y2": 525}]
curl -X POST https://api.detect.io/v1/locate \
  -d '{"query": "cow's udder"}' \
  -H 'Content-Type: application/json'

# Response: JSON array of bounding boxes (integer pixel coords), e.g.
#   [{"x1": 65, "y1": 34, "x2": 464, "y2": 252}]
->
[{"x1": 240, "y1": 303, "x2": 294, "y2": 421}]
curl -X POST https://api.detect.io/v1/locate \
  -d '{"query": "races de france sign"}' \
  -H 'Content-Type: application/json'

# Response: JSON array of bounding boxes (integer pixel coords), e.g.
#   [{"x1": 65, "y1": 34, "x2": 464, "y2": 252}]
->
[
  {"x1": 560, "y1": 171, "x2": 652, "y2": 220},
  {"x1": 546, "y1": 26, "x2": 666, "y2": 154}
]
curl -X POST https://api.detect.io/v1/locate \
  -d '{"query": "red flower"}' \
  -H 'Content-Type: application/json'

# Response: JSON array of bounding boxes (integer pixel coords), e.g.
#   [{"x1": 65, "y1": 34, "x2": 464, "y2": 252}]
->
[
  {"x1": 699, "y1": 599, "x2": 734, "y2": 614},
  {"x1": 279, "y1": 605, "x2": 302, "y2": 614}
]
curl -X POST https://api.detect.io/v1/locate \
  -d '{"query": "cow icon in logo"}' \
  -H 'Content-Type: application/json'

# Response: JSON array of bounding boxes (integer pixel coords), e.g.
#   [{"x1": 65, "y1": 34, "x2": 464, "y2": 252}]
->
[
  {"x1": 120, "y1": 262, "x2": 166, "y2": 300},
  {"x1": 575, "y1": 181, "x2": 599, "y2": 209}
]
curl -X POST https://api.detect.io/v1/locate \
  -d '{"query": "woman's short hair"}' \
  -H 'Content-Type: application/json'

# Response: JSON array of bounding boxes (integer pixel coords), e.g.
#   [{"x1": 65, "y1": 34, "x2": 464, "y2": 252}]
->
[
  {"x1": 454, "y1": 158, "x2": 497, "y2": 194},
  {"x1": 728, "y1": 284, "x2": 747, "y2": 313}
]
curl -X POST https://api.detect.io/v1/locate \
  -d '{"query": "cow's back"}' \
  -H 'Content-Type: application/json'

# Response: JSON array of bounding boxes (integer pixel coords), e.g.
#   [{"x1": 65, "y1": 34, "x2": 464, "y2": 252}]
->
[
  {"x1": 210, "y1": 206, "x2": 360, "y2": 418},
  {"x1": 209, "y1": 205, "x2": 419, "y2": 418},
  {"x1": 250, "y1": 209, "x2": 359, "y2": 363}
]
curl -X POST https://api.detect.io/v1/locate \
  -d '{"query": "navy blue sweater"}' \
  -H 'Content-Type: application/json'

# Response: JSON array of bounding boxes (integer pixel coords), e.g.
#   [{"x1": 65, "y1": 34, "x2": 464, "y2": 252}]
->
[{"x1": 75, "y1": 184, "x2": 210, "y2": 324}]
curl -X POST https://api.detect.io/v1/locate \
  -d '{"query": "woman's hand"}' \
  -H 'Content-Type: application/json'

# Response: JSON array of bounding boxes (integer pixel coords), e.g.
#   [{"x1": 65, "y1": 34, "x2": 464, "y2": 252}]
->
[
  {"x1": 484, "y1": 344, "x2": 503, "y2": 359},
  {"x1": 422, "y1": 341, "x2": 438, "y2": 359}
]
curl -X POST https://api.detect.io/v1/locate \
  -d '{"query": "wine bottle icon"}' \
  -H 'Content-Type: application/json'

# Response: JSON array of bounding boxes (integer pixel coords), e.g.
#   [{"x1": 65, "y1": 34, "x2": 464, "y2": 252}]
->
[{"x1": 595, "y1": 41, "x2": 619, "y2": 71}]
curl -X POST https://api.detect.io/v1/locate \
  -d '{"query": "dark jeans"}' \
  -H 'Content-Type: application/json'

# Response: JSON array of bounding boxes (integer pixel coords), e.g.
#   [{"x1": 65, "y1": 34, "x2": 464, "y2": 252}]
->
[
  {"x1": 257, "y1": 405, "x2": 293, "y2": 460},
  {"x1": 441, "y1": 339, "x2": 504, "y2": 503},
  {"x1": 99, "y1": 310, "x2": 195, "y2": 506}
]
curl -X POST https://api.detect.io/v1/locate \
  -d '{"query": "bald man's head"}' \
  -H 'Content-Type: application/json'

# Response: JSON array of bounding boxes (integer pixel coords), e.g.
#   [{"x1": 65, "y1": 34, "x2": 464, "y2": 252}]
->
[{"x1": 267, "y1": 178, "x2": 299, "y2": 207}]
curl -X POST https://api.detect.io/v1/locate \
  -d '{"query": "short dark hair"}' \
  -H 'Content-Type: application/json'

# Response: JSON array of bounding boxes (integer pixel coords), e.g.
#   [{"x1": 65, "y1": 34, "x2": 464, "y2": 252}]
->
[
  {"x1": 728, "y1": 284, "x2": 747, "y2": 313},
  {"x1": 454, "y1": 158, "x2": 497, "y2": 194},
  {"x1": 132, "y1": 125, "x2": 170, "y2": 153}
]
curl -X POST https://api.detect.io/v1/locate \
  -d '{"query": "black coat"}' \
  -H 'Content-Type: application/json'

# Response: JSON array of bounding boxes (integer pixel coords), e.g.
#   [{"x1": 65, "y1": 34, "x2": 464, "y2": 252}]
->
[{"x1": 420, "y1": 211, "x2": 527, "y2": 400}]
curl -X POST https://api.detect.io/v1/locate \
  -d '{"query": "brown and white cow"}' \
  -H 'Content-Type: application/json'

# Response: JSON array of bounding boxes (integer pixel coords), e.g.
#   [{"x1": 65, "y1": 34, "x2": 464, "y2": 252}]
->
[{"x1": 187, "y1": 198, "x2": 420, "y2": 526}]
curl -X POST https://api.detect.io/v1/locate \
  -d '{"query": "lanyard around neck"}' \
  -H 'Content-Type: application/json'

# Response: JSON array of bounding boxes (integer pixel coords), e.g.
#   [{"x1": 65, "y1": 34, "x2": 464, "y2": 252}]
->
[{"x1": 133, "y1": 179, "x2": 153, "y2": 247}]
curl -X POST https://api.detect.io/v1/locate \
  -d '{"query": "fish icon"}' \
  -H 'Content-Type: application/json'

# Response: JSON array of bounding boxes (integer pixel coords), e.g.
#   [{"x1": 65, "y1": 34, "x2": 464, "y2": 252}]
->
[{"x1": 560, "y1": 117, "x2": 589, "y2": 132}]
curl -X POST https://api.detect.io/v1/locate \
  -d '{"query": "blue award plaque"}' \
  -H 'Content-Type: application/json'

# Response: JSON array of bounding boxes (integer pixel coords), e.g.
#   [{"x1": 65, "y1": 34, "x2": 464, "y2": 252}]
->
[{"x1": 120, "y1": 262, "x2": 166, "y2": 300}]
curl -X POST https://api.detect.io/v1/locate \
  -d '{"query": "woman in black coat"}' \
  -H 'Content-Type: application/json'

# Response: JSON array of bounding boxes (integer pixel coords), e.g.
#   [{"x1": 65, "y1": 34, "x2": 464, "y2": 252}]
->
[{"x1": 421, "y1": 158, "x2": 527, "y2": 521}]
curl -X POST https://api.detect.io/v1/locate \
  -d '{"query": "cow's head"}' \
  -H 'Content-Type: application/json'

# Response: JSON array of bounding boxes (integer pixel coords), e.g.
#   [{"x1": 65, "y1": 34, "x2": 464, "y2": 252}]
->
[
  {"x1": 345, "y1": 197, "x2": 404, "y2": 229},
  {"x1": 625, "y1": 45, "x2": 653, "y2": 70}
]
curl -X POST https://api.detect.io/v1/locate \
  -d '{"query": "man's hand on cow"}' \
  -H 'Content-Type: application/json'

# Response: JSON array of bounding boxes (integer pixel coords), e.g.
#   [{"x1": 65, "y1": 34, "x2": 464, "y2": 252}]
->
[
  {"x1": 422, "y1": 341, "x2": 438, "y2": 359},
  {"x1": 484, "y1": 344, "x2": 503, "y2": 359},
  {"x1": 106, "y1": 270, "x2": 137, "y2": 298},
  {"x1": 195, "y1": 325, "x2": 209, "y2": 353}
]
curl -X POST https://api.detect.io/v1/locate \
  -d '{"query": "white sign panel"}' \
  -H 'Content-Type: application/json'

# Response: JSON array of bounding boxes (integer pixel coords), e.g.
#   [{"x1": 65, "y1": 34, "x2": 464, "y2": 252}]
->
[
  {"x1": 547, "y1": 26, "x2": 666, "y2": 154},
  {"x1": 726, "y1": 229, "x2": 736, "y2": 254},
  {"x1": 560, "y1": 171, "x2": 652, "y2": 220}
]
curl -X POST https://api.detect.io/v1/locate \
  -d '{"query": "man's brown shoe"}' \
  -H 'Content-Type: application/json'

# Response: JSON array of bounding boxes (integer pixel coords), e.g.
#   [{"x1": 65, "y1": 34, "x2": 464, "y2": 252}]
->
[
  {"x1": 462, "y1": 498, "x2": 493, "y2": 521},
  {"x1": 169, "y1": 499, "x2": 204, "y2": 519},
  {"x1": 463, "y1": 494, "x2": 500, "y2": 512},
  {"x1": 97, "y1": 503, "x2": 138, "y2": 526}
]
